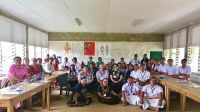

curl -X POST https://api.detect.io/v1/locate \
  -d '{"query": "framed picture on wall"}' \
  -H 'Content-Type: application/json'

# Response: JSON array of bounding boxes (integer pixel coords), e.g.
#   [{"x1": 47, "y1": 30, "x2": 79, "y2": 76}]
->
[
  {"x1": 99, "y1": 43, "x2": 110, "y2": 58},
  {"x1": 84, "y1": 42, "x2": 95, "y2": 55}
]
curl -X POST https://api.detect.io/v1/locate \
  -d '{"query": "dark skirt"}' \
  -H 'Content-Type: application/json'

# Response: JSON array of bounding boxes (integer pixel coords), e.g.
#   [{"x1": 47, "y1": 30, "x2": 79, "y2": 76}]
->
[{"x1": 111, "y1": 81, "x2": 123, "y2": 94}]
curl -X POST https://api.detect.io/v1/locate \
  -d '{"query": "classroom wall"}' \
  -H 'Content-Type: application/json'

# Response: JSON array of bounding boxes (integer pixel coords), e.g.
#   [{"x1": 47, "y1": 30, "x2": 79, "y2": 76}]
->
[
  {"x1": 49, "y1": 32, "x2": 164, "y2": 64},
  {"x1": 49, "y1": 41, "x2": 163, "y2": 64}
]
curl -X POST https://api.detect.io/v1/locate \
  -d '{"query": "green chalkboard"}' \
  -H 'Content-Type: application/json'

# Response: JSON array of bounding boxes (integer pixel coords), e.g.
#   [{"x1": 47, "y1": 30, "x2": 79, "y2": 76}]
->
[{"x1": 150, "y1": 51, "x2": 162, "y2": 60}]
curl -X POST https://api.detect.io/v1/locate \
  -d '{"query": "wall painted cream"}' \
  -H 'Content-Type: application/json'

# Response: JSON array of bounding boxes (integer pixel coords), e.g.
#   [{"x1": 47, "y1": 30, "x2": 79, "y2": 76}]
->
[{"x1": 49, "y1": 41, "x2": 164, "y2": 64}]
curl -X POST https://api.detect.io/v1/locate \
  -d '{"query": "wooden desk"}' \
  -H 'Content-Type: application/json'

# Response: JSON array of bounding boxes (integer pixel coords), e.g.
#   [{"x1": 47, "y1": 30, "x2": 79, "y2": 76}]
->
[
  {"x1": 47, "y1": 70, "x2": 69, "y2": 82},
  {"x1": 0, "y1": 81, "x2": 50, "y2": 112},
  {"x1": 154, "y1": 74, "x2": 200, "y2": 112}
]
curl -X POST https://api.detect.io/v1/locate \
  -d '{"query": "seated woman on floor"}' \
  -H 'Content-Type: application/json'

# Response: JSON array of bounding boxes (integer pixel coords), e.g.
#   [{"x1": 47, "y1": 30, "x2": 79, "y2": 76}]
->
[
  {"x1": 140, "y1": 77, "x2": 165, "y2": 112},
  {"x1": 67, "y1": 77, "x2": 92, "y2": 106},
  {"x1": 68, "y1": 64, "x2": 78, "y2": 87},
  {"x1": 110, "y1": 64, "x2": 123, "y2": 94},
  {"x1": 121, "y1": 77, "x2": 141, "y2": 106},
  {"x1": 78, "y1": 65, "x2": 95, "y2": 91},
  {"x1": 1, "y1": 56, "x2": 29, "y2": 88},
  {"x1": 97, "y1": 78, "x2": 120, "y2": 105}
]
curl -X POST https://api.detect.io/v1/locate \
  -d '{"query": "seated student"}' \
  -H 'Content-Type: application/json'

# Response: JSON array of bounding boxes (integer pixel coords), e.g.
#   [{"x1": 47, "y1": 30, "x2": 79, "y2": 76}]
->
[
  {"x1": 96, "y1": 64, "x2": 109, "y2": 85},
  {"x1": 23, "y1": 57, "x2": 34, "y2": 77},
  {"x1": 110, "y1": 59, "x2": 115, "y2": 70},
  {"x1": 157, "y1": 58, "x2": 167, "y2": 74},
  {"x1": 119, "y1": 57, "x2": 126, "y2": 65},
  {"x1": 166, "y1": 59, "x2": 178, "y2": 77},
  {"x1": 31, "y1": 58, "x2": 43, "y2": 80},
  {"x1": 71, "y1": 57, "x2": 82, "y2": 72},
  {"x1": 130, "y1": 64, "x2": 139, "y2": 79},
  {"x1": 153, "y1": 60, "x2": 160, "y2": 72},
  {"x1": 121, "y1": 77, "x2": 141, "y2": 106},
  {"x1": 140, "y1": 77, "x2": 165, "y2": 112},
  {"x1": 1, "y1": 56, "x2": 29, "y2": 88},
  {"x1": 141, "y1": 54, "x2": 149, "y2": 66},
  {"x1": 53, "y1": 58, "x2": 59, "y2": 71},
  {"x1": 178, "y1": 59, "x2": 191, "y2": 80},
  {"x1": 87, "y1": 57, "x2": 95, "y2": 68},
  {"x1": 67, "y1": 77, "x2": 92, "y2": 106},
  {"x1": 96, "y1": 57, "x2": 104, "y2": 68},
  {"x1": 68, "y1": 64, "x2": 78, "y2": 87},
  {"x1": 125, "y1": 64, "x2": 134, "y2": 81},
  {"x1": 134, "y1": 64, "x2": 151, "y2": 86},
  {"x1": 61, "y1": 57, "x2": 71, "y2": 70},
  {"x1": 97, "y1": 78, "x2": 120, "y2": 105},
  {"x1": 78, "y1": 65, "x2": 95, "y2": 91},
  {"x1": 120, "y1": 63, "x2": 127, "y2": 76},
  {"x1": 129, "y1": 54, "x2": 141, "y2": 65},
  {"x1": 43, "y1": 58, "x2": 55, "y2": 75},
  {"x1": 110, "y1": 64, "x2": 123, "y2": 94},
  {"x1": 89, "y1": 63, "x2": 98, "y2": 83}
]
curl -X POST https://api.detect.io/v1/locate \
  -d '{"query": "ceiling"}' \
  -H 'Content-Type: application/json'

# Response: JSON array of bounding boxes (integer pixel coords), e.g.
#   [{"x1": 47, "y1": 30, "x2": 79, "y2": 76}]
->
[{"x1": 1, "y1": 0, "x2": 200, "y2": 33}]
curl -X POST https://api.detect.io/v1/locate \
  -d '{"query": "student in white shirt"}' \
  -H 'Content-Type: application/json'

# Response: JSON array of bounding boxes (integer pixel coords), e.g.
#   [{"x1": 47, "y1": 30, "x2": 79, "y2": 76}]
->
[
  {"x1": 129, "y1": 54, "x2": 140, "y2": 65},
  {"x1": 157, "y1": 58, "x2": 167, "y2": 74},
  {"x1": 166, "y1": 59, "x2": 178, "y2": 77},
  {"x1": 130, "y1": 64, "x2": 139, "y2": 79},
  {"x1": 140, "y1": 77, "x2": 165, "y2": 111},
  {"x1": 96, "y1": 64, "x2": 109, "y2": 84},
  {"x1": 43, "y1": 58, "x2": 55, "y2": 74},
  {"x1": 121, "y1": 77, "x2": 141, "y2": 106},
  {"x1": 61, "y1": 57, "x2": 71, "y2": 70},
  {"x1": 71, "y1": 57, "x2": 81, "y2": 72},
  {"x1": 178, "y1": 59, "x2": 191, "y2": 80},
  {"x1": 135, "y1": 64, "x2": 151, "y2": 86}
]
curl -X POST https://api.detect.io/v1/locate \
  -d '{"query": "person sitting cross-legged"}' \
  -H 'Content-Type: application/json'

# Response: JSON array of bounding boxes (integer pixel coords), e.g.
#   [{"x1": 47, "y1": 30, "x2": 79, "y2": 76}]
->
[
  {"x1": 140, "y1": 77, "x2": 165, "y2": 112},
  {"x1": 97, "y1": 78, "x2": 120, "y2": 105},
  {"x1": 67, "y1": 77, "x2": 92, "y2": 107},
  {"x1": 121, "y1": 77, "x2": 141, "y2": 106}
]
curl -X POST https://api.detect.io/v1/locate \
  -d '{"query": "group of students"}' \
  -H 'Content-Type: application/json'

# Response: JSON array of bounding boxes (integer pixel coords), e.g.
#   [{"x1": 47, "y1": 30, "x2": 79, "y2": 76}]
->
[
  {"x1": 1, "y1": 53, "x2": 191, "y2": 112},
  {"x1": 64, "y1": 53, "x2": 191, "y2": 112}
]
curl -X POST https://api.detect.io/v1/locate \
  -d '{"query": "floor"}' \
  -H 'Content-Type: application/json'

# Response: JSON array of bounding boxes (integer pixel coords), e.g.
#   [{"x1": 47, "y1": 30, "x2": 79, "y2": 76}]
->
[{"x1": 22, "y1": 90, "x2": 200, "y2": 112}]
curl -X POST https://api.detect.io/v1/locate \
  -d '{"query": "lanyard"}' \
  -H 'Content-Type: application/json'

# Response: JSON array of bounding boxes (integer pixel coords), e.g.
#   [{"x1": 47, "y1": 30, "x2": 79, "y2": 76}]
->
[
  {"x1": 151, "y1": 85, "x2": 157, "y2": 96},
  {"x1": 140, "y1": 71, "x2": 146, "y2": 79},
  {"x1": 127, "y1": 84, "x2": 136, "y2": 95}
]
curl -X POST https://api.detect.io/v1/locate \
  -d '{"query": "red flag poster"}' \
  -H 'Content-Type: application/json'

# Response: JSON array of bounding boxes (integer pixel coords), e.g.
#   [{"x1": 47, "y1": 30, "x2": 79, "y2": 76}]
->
[{"x1": 84, "y1": 42, "x2": 95, "y2": 55}]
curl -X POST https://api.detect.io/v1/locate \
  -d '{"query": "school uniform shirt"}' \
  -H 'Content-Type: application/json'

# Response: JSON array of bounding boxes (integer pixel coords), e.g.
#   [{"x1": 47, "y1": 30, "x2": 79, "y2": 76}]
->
[
  {"x1": 166, "y1": 65, "x2": 179, "y2": 75},
  {"x1": 130, "y1": 70, "x2": 139, "y2": 79},
  {"x1": 129, "y1": 58, "x2": 140, "y2": 65},
  {"x1": 61, "y1": 61, "x2": 71, "y2": 69},
  {"x1": 153, "y1": 64, "x2": 160, "y2": 72},
  {"x1": 96, "y1": 70, "x2": 109, "y2": 80},
  {"x1": 135, "y1": 70, "x2": 151, "y2": 82},
  {"x1": 71, "y1": 62, "x2": 81, "y2": 72},
  {"x1": 178, "y1": 65, "x2": 191, "y2": 75},
  {"x1": 43, "y1": 62, "x2": 54, "y2": 73},
  {"x1": 68, "y1": 70, "x2": 78, "y2": 80},
  {"x1": 157, "y1": 64, "x2": 167, "y2": 73},
  {"x1": 141, "y1": 84, "x2": 165, "y2": 109},
  {"x1": 122, "y1": 83, "x2": 141, "y2": 105}
]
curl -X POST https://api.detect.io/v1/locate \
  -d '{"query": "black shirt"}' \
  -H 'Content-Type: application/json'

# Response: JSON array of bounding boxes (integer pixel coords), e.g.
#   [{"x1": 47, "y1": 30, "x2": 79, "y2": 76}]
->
[
  {"x1": 111, "y1": 71, "x2": 122, "y2": 81},
  {"x1": 97, "y1": 85, "x2": 112, "y2": 97},
  {"x1": 74, "y1": 83, "x2": 88, "y2": 94}
]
